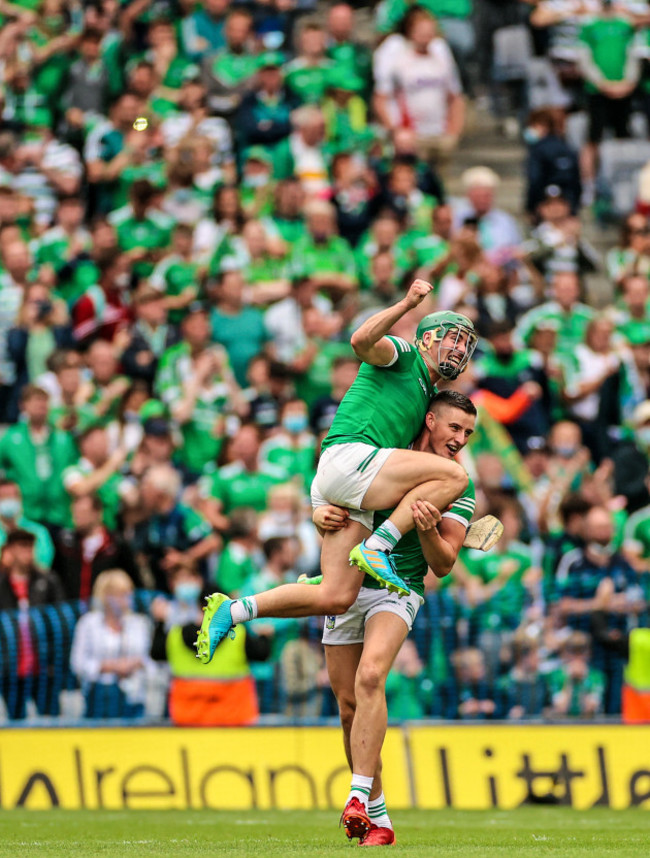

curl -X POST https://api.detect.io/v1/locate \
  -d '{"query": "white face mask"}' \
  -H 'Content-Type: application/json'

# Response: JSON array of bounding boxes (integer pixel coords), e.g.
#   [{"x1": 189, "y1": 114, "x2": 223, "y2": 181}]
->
[{"x1": 587, "y1": 541, "x2": 615, "y2": 561}]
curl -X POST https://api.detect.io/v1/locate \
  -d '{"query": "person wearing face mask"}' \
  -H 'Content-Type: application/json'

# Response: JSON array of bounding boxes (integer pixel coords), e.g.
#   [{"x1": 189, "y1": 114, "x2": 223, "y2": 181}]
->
[
  {"x1": 70, "y1": 569, "x2": 153, "y2": 718},
  {"x1": 524, "y1": 107, "x2": 581, "y2": 217},
  {"x1": 554, "y1": 505, "x2": 644, "y2": 714},
  {"x1": 0, "y1": 479, "x2": 54, "y2": 572},
  {"x1": 260, "y1": 398, "x2": 316, "y2": 492},
  {"x1": 150, "y1": 560, "x2": 270, "y2": 725}
]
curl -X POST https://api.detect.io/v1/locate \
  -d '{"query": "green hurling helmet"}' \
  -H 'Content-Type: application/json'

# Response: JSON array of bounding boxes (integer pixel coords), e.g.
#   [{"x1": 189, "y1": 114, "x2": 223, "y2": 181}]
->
[{"x1": 415, "y1": 311, "x2": 478, "y2": 380}]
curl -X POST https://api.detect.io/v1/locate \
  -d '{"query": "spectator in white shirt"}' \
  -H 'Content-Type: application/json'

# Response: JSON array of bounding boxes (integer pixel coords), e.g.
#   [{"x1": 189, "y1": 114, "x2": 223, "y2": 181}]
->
[
  {"x1": 70, "y1": 569, "x2": 153, "y2": 719},
  {"x1": 373, "y1": 8, "x2": 465, "y2": 168}
]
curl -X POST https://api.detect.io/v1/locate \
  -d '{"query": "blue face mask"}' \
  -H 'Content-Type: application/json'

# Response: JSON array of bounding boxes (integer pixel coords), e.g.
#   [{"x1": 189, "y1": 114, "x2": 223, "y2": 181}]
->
[
  {"x1": 523, "y1": 127, "x2": 541, "y2": 145},
  {"x1": 106, "y1": 594, "x2": 132, "y2": 617},
  {"x1": 283, "y1": 414, "x2": 308, "y2": 434},
  {"x1": 0, "y1": 498, "x2": 21, "y2": 519},
  {"x1": 175, "y1": 582, "x2": 201, "y2": 604}
]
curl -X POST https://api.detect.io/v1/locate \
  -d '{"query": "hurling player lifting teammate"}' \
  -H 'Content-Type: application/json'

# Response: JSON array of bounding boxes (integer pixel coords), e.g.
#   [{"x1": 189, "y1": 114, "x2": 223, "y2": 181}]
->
[{"x1": 196, "y1": 279, "x2": 478, "y2": 663}]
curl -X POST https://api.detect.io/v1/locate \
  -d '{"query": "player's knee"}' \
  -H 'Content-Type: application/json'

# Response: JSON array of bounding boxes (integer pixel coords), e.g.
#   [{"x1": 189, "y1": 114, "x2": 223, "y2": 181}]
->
[
  {"x1": 355, "y1": 661, "x2": 385, "y2": 696},
  {"x1": 449, "y1": 461, "x2": 469, "y2": 495},
  {"x1": 317, "y1": 588, "x2": 355, "y2": 615}
]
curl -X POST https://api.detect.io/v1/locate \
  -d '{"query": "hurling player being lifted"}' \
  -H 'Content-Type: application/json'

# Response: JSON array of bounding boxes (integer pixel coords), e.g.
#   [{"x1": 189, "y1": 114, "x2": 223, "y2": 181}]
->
[
  {"x1": 196, "y1": 279, "x2": 479, "y2": 662},
  {"x1": 312, "y1": 390, "x2": 480, "y2": 845}
]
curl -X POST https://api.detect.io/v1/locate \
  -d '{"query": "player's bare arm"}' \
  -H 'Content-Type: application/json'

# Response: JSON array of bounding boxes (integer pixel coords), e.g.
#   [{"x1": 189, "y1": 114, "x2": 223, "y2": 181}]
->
[
  {"x1": 350, "y1": 279, "x2": 433, "y2": 366},
  {"x1": 412, "y1": 500, "x2": 467, "y2": 578}
]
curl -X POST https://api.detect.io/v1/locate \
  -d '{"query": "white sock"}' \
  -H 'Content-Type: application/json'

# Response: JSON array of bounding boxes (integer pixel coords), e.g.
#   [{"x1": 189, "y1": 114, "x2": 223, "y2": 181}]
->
[
  {"x1": 368, "y1": 792, "x2": 392, "y2": 829},
  {"x1": 365, "y1": 520, "x2": 402, "y2": 553},
  {"x1": 229, "y1": 596, "x2": 258, "y2": 624},
  {"x1": 347, "y1": 773, "x2": 373, "y2": 808}
]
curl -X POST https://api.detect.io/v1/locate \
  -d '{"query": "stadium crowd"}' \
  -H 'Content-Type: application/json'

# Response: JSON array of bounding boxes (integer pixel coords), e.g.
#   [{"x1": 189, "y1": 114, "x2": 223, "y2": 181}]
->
[{"x1": 0, "y1": 0, "x2": 650, "y2": 725}]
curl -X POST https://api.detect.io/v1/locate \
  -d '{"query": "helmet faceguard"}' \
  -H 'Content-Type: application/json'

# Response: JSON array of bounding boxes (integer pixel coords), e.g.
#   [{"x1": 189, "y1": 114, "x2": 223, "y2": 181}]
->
[{"x1": 415, "y1": 312, "x2": 478, "y2": 380}]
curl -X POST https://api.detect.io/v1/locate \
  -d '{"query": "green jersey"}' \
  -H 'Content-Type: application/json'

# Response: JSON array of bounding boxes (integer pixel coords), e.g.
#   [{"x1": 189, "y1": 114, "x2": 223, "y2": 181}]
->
[
  {"x1": 321, "y1": 336, "x2": 435, "y2": 452},
  {"x1": 0, "y1": 423, "x2": 77, "y2": 527},
  {"x1": 579, "y1": 17, "x2": 636, "y2": 92},
  {"x1": 199, "y1": 460, "x2": 289, "y2": 514},
  {"x1": 363, "y1": 479, "x2": 476, "y2": 598},
  {"x1": 515, "y1": 300, "x2": 595, "y2": 356},
  {"x1": 284, "y1": 58, "x2": 334, "y2": 104}
]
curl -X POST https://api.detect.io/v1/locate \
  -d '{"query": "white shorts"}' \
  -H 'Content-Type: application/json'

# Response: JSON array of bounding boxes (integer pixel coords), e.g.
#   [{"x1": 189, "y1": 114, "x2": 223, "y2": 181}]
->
[
  {"x1": 322, "y1": 586, "x2": 424, "y2": 646},
  {"x1": 313, "y1": 442, "x2": 395, "y2": 531}
]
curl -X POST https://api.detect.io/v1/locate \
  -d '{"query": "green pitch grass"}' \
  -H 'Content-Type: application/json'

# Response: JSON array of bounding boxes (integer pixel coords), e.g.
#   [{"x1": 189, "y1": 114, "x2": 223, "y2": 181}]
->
[{"x1": 0, "y1": 808, "x2": 648, "y2": 857}]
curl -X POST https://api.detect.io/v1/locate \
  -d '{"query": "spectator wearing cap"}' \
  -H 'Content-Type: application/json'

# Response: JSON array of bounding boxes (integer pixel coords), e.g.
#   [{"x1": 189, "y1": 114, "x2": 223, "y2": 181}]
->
[
  {"x1": 121, "y1": 284, "x2": 179, "y2": 384},
  {"x1": 155, "y1": 302, "x2": 243, "y2": 474},
  {"x1": 54, "y1": 494, "x2": 141, "y2": 602},
  {"x1": 238, "y1": 52, "x2": 300, "y2": 178},
  {"x1": 109, "y1": 179, "x2": 174, "y2": 281},
  {"x1": 453, "y1": 167, "x2": 522, "y2": 252},
  {"x1": 524, "y1": 107, "x2": 581, "y2": 216},
  {"x1": 373, "y1": 9, "x2": 464, "y2": 170},
  {"x1": 129, "y1": 414, "x2": 178, "y2": 482},
  {"x1": 614, "y1": 400, "x2": 650, "y2": 517},
  {"x1": 137, "y1": 464, "x2": 219, "y2": 592},
  {"x1": 284, "y1": 22, "x2": 333, "y2": 105},
  {"x1": 0, "y1": 384, "x2": 76, "y2": 531},
  {"x1": 210, "y1": 267, "x2": 271, "y2": 388},
  {"x1": 201, "y1": 9, "x2": 258, "y2": 117},
  {"x1": 524, "y1": 185, "x2": 599, "y2": 285}
]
